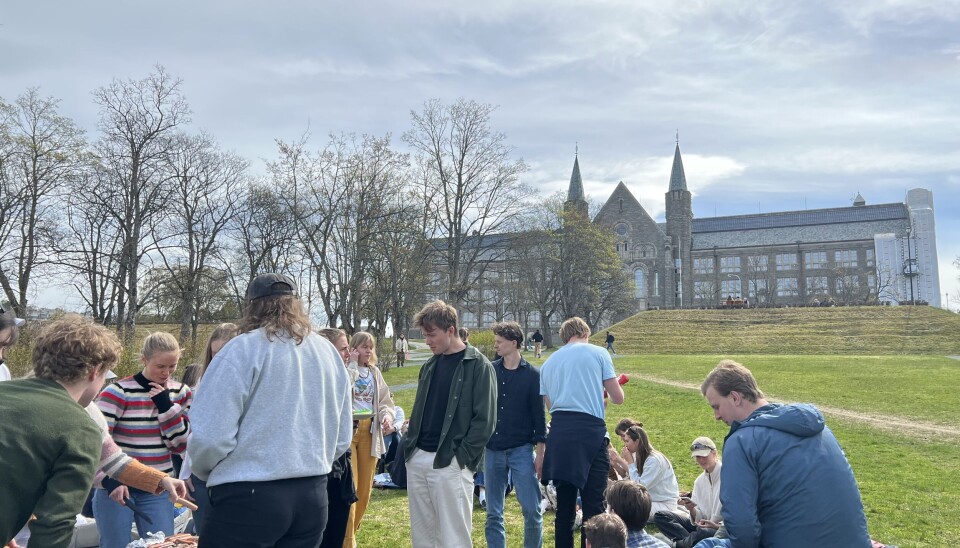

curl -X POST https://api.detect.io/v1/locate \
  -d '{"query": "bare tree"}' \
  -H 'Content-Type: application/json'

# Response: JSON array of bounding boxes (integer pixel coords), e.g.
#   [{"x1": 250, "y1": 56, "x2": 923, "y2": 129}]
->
[
  {"x1": 154, "y1": 132, "x2": 246, "y2": 344},
  {"x1": 92, "y1": 65, "x2": 190, "y2": 337},
  {"x1": 403, "y1": 98, "x2": 529, "y2": 311},
  {"x1": 0, "y1": 88, "x2": 86, "y2": 317}
]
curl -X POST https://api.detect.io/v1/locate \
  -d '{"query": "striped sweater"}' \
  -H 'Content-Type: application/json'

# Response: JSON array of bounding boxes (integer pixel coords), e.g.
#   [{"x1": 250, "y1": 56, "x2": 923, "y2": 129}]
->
[
  {"x1": 97, "y1": 373, "x2": 192, "y2": 474},
  {"x1": 85, "y1": 403, "x2": 169, "y2": 494}
]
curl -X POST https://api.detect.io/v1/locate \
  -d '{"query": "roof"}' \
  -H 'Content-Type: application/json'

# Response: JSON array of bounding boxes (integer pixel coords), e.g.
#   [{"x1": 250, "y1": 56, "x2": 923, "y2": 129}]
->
[
  {"x1": 668, "y1": 144, "x2": 687, "y2": 192},
  {"x1": 567, "y1": 156, "x2": 585, "y2": 203},
  {"x1": 692, "y1": 203, "x2": 908, "y2": 234}
]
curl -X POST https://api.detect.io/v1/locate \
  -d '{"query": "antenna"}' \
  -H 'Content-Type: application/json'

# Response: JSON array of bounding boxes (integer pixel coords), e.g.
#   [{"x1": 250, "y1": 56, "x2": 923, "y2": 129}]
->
[
  {"x1": 675, "y1": 129, "x2": 679, "y2": 146},
  {"x1": 575, "y1": 142, "x2": 578, "y2": 157}
]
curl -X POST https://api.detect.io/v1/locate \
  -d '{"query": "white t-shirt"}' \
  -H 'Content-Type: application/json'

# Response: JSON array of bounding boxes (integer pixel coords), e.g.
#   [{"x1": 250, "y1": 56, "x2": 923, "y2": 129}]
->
[{"x1": 0, "y1": 363, "x2": 12, "y2": 382}]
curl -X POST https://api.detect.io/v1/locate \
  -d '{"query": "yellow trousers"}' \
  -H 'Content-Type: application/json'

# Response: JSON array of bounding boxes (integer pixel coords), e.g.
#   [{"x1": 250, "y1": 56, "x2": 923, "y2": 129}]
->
[{"x1": 343, "y1": 419, "x2": 378, "y2": 547}]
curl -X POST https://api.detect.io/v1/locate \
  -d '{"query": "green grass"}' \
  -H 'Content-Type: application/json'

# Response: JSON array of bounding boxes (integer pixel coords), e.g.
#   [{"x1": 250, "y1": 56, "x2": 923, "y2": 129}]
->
[
  {"x1": 369, "y1": 358, "x2": 959, "y2": 548},
  {"x1": 594, "y1": 306, "x2": 960, "y2": 354}
]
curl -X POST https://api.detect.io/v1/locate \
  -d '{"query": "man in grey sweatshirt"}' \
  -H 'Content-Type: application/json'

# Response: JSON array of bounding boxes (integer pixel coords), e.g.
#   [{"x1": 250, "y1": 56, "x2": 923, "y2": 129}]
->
[{"x1": 189, "y1": 274, "x2": 353, "y2": 548}]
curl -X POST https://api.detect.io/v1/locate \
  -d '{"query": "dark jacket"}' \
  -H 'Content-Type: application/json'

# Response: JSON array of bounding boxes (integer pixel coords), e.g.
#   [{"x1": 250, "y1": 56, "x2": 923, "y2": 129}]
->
[
  {"x1": 404, "y1": 345, "x2": 497, "y2": 471},
  {"x1": 721, "y1": 403, "x2": 871, "y2": 548}
]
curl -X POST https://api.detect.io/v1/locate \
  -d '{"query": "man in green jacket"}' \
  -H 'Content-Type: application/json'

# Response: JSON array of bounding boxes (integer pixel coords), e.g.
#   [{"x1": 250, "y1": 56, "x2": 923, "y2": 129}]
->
[
  {"x1": 404, "y1": 300, "x2": 497, "y2": 548},
  {"x1": 0, "y1": 315, "x2": 122, "y2": 548}
]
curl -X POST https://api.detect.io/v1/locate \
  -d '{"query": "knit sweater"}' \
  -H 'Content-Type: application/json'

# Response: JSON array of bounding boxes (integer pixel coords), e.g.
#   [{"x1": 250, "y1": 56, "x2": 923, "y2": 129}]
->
[
  {"x1": 97, "y1": 372, "x2": 192, "y2": 474},
  {"x1": 188, "y1": 328, "x2": 353, "y2": 487},
  {"x1": 0, "y1": 378, "x2": 100, "y2": 548},
  {"x1": 85, "y1": 403, "x2": 169, "y2": 495}
]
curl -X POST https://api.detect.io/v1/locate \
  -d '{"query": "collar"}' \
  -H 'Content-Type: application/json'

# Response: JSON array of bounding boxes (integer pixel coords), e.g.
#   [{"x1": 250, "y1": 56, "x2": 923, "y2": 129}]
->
[{"x1": 493, "y1": 355, "x2": 530, "y2": 370}]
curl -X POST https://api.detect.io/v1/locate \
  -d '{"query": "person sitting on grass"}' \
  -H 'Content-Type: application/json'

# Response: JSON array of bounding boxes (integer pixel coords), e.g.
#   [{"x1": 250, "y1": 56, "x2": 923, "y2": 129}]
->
[
  {"x1": 609, "y1": 418, "x2": 643, "y2": 479},
  {"x1": 1, "y1": 314, "x2": 122, "y2": 548},
  {"x1": 607, "y1": 425, "x2": 683, "y2": 520},
  {"x1": 605, "y1": 480, "x2": 670, "y2": 548},
  {"x1": 653, "y1": 436, "x2": 722, "y2": 548},
  {"x1": 583, "y1": 513, "x2": 628, "y2": 548}
]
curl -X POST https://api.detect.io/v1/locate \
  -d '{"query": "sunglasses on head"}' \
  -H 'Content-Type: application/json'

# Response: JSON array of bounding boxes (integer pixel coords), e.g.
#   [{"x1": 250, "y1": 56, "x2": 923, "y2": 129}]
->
[{"x1": 691, "y1": 442, "x2": 713, "y2": 451}]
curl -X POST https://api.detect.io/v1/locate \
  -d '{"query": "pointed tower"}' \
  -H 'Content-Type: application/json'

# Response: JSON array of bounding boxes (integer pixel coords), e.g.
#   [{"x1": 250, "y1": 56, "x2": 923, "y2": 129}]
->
[
  {"x1": 664, "y1": 141, "x2": 693, "y2": 308},
  {"x1": 565, "y1": 151, "x2": 588, "y2": 217}
]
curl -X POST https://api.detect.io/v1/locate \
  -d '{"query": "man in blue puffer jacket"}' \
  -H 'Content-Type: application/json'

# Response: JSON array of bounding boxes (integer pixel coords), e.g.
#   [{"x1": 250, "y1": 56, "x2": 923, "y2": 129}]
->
[{"x1": 695, "y1": 360, "x2": 871, "y2": 548}]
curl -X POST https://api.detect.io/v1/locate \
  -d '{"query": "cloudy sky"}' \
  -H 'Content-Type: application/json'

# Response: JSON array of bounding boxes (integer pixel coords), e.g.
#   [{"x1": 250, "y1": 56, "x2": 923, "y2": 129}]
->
[{"x1": 2, "y1": 0, "x2": 959, "y2": 310}]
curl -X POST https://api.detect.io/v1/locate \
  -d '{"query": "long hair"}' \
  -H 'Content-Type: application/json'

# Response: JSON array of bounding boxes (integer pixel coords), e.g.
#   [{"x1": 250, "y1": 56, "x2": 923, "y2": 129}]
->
[
  {"x1": 240, "y1": 294, "x2": 312, "y2": 344},
  {"x1": 350, "y1": 331, "x2": 378, "y2": 366},
  {"x1": 200, "y1": 322, "x2": 240, "y2": 379},
  {"x1": 625, "y1": 425, "x2": 657, "y2": 475}
]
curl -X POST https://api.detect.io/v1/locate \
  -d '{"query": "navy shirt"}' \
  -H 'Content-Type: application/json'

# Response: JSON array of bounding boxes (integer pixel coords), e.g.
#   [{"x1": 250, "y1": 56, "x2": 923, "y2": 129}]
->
[{"x1": 486, "y1": 356, "x2": 547, "y2": 451}]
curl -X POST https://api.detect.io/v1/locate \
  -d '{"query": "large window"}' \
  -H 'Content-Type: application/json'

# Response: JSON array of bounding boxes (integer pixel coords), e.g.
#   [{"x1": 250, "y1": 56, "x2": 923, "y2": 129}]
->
[
  {"x1": 806, "y1": 276, "x2": 829, "y2": 295},
  {"x1": 720, "y1": 256, "x2": 741, "y2": 273},
  {"x1": 461, "y1": 311, "x2": 477, "y2": 327},
  {"x1": 776, "y1": 253, "x2": 798, "y2": 271},
  {"x1": 866, "y1": 249, "x2": 875, "y2": 267},
  {"x1": 721, "y1": 279, "x2": 741, "y2": 298},
  {"x1": 653, "y1": 272, "x2": 660, "y2": 296},
  {"x1": 693, "y1": 258, "x2": 714, "y2": 275},
  {"x1": 634, "y1": 269, "x2": 645, "y2": 298},
  {"x1": 749, "y1": 279, "x2": 768, "y2": 299},
  {"x1": 747, "y1": 255, "x2": 768, "y2": 272},
  {"x1": 835, "y1": 250, "x2": 858, "y2": 268},
  {"x1": 777, "y1": 277, "x2": 799, "y2": 296},
  {"x1": 804, "y1": 251, "x2": 827, "y2": 269}
]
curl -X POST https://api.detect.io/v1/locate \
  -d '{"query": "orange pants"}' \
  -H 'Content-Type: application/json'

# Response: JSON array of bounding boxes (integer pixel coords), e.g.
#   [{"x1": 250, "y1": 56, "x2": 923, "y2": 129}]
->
[{"x1": 343, "y1": 419, "x2": 378, "y2": 547}]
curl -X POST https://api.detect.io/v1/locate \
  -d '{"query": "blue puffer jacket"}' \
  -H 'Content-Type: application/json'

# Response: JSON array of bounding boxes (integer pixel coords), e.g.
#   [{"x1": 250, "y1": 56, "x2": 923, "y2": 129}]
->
[{"x1": 720, "y1": 403, "x2": 871, "y2": 548}]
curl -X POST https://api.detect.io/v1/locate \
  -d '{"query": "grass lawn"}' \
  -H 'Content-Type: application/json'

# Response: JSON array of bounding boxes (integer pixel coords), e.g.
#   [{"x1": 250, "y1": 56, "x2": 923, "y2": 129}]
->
[{"x1": 370, "y1": 354, "x2": 959, "y2": 548}]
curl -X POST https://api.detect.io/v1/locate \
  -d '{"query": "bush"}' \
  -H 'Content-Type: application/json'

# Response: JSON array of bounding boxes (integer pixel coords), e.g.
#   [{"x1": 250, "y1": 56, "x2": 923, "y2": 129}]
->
[{"x1": 466, "y1": 329, "x2": 497, "y2": 361}]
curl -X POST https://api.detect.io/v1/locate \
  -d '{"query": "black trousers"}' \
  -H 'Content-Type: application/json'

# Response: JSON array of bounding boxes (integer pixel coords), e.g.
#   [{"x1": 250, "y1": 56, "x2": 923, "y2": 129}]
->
[
  {"x1": 319, "y1": 474, "x2": 353, "y2": 548},
  {"x1": 554, "y1": 439, "x2": 610, "y2": 548},
  {"x1": 201, "y1": 475, "x2": 329, "y2": 548},
  {"x1": 654, "y1": 510, "x2": 717, "y2": 548}
]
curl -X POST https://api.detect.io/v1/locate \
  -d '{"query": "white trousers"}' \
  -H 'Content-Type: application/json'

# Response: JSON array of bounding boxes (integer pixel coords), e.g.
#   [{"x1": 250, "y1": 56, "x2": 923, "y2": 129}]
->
[{"x1": 407, "y1": 448, "x2": 475, "y2": 548}]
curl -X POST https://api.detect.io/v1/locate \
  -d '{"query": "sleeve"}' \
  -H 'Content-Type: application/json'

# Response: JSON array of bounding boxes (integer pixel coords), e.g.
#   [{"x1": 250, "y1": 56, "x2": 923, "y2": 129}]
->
[
  {"x1": 454, "y1": 359, "x2": 498, "y2": 471},
  {"x1": 112, "y1": 459, "x2": 168, "y2": 495},
  {"x1": 157, "y1": 384, "x2": 192, "y2": 455},
  {"x1": 188, "y1": 353, "x2": 252, "y2": 481},
  {"x1": 375, "y1": 368, "x2": 396, "y2": 423},
  {"x1": 28, "y1": 426, "x2": 100, "y2": 548},
  {"x1": 335, "y1": 363, "x2": 353, "y2": 459},
  {"x1": 393, "y1": 406, "x2": 405, "y2": 428},
  {"x1": 719, "y1": 434, "x2": 761, "y2": 548},
  {"x1": 599, "y1": 352, "x2": 616, "y2": 381},
  {"x1": 530, "y1": 371, "x2": 547, "y2": 444},
  {"x1": 96, "y1": 383, "x2": 127, "y2": 435},
  {"x1": 637, "y1": 453, "x2": 664, "y2": 488}
]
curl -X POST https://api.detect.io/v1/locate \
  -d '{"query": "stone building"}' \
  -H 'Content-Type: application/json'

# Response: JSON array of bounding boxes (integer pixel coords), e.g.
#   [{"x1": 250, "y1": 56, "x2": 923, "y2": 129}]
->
[{"x1": 590, "y1": 144, "x2": 941, "y2": 311}]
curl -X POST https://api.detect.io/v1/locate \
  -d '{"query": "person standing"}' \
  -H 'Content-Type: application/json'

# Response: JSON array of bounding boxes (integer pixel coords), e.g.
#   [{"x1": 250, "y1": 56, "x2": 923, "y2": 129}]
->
[
  {"x1": 484, "y1": 321, "x2": 547, "y2": 548},
  {"x1": 653, "y1": 436, "x2": 722, "y2": 547},
  {"x1": 531, "y1": 329, "x2": 544, "y2": 358},
  {"x1": 94, "y1": 331, "x2": 192, "y2": 547},
  {"x1": 189, "y1": 273, "x2": 353, "y2": 548},
  {"x1": 395, "y1": 333, "x2": 409, "y2": 367},
  {"x1": 1, "y1": 314, "x2": 121, "y2": 548},
  {"x1": 403, "y1": 300, "x2": 496, "y2": 548},
  {"x1": 605, "y1": 331, "x2": 616, "y2": 354},
  {"x1": 697, "y1": 360, "x2": 871, "y2": 548},
  {"x1": 540, "y1": 317, "x2": 624, "y2": 548}
]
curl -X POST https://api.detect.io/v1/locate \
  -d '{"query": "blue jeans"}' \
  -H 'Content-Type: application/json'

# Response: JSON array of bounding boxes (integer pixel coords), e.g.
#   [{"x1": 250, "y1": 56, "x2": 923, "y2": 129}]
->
[
  {"x1": 484, "y1": 444, "x2": 543, "y2": 548},
  {"x1": 693, "y1": 539, "x2": 731, "y2": 548},
  {"x1": 93, "y1": 487, "x2": 175, "y2": 548},
  {"x1": 188, "y1": 474, "x2": 211, "y2": 536}
]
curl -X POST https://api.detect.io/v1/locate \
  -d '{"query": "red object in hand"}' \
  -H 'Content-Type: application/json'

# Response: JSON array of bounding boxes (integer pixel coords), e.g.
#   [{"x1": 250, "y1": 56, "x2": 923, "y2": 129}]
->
[{"x1": 617, "y1": 374, "x2": 629, "y2": 386}]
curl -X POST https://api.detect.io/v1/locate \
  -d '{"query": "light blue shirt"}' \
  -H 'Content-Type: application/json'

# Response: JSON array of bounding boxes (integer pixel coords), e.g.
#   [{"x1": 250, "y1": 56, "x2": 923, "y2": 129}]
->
[{"x1": 539, "y1": 341, "x2": 616, "y2": 419}]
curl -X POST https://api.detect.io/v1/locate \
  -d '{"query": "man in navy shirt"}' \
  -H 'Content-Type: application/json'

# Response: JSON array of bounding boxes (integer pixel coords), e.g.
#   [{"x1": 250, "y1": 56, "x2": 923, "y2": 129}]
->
[{"x1": 484, "y1": 321, "x2": 547, "y2": 548}]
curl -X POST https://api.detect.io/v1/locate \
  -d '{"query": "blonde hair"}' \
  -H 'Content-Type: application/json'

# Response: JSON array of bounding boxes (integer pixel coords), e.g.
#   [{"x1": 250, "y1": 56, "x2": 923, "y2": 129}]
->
[
  {"x1": 350, "y1": 331, "x2": 378, "y2": 366},
  {"x1": 240, "y1": 294, "x2": 312, "y2": 344},
  {"x1": 32, "y1": 315, "x2": 122, "y2": 383},
  {"x1": 559, "y1": 316, "x2": 591, "y2": 343},
  {"x1": 317, "y1": 327, "x2": 346, "y2": 345},
  {"x1": 141, "y1": 331, "x2": 181, "y2": 361}
]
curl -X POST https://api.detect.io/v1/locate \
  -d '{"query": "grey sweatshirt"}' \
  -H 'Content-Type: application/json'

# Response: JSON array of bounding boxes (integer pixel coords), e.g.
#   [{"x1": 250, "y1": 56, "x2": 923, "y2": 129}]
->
[{"x1": 188, "y1": 328, "x2": 352, "y2": 487}]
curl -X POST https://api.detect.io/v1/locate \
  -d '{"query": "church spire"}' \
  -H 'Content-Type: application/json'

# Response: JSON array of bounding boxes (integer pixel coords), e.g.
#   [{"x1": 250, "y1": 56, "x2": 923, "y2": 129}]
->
[
  {"x1": 668, "y1": 142, "x2": 688, "y2": 192},
  {"x1": 567, "y1": 154, "x2": 585, "y2": 203}
]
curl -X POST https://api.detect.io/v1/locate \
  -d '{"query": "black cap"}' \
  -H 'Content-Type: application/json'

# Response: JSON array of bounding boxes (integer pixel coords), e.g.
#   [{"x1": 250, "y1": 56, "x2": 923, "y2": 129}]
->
[{"x1": 246, "y1": 273, "x2": 298, "y2": 301}]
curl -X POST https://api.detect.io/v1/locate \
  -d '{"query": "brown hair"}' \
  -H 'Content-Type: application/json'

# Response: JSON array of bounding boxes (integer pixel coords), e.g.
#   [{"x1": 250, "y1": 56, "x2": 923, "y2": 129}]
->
[
  {"x1": 604, "y1": 480, "x2": 653, "y2": 531},
  {"x1": 141, "y1": 331, "x2": 180, "y2": 361},
  {"x1": 414, "y1": 300, "x2": 459, "y2": 332},
  {"x1": 204, "y1": 323, "x2": 240, "y2": 366},
  {"x1": 317, "y1": 327, "x2": 346, "y2": 344},
  {"x1": 614, "y1": 418, "x2": 642, "y2": 436},
  {"x1": 32, "y1": 315, "x2": 122, "y2": 383},
  {"x1": 624, "y1": 425, "x2": 657, "y2": 475},
  {"x1": 492, "y1": 321, "x2": 523, "y2": 349},
  {"x1": 458, "y1": 327, "x2": 470, "y2": 341},
  {"x1": 0, "y1": 306, "x2": 21, "y2": 347},
  {"x1": 559, "y1": 316, "x2": 590, "y2": 343},
  {"x1": 240, "y1": 294, "x2": 313, "y2": 344},
  {"x1": 701, "y1": 359, "x2": 764, "y2": 403},
  {"x1": 582, "y1": 513, "x2": 626, "y2": 548},
  {"x1": 350, "y1": 331, "x2": 378, "y2": 366},
  {"x1": 180, "y1": 363, "x2": 202, "y2": 388}
]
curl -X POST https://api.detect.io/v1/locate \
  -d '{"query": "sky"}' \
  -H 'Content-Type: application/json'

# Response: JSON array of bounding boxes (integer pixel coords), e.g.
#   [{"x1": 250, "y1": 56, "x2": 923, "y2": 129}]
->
[{"x1": 2, "y1": 0, "x2": 958, "y2": 311}]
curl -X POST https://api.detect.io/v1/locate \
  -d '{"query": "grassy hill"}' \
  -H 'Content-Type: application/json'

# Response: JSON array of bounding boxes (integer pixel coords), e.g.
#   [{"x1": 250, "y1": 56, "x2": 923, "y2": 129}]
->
[{"x1": 594, "y1": 305, "x2": 960, "y2": 355}]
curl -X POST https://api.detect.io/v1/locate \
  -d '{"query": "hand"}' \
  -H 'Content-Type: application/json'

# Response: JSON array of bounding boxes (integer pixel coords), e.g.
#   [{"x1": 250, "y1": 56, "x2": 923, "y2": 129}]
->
[
  {"x1": 680, "y1": 496, "x2": 696, "y2": 509},
  {"x1": 110, "y1": 485, "x2": 130, "y2": 506},
  {"x1": 698, "y1": 519, "x2": 721, "y2": 530},
  {"x1": 148, "y1": 382, "x2": 167, "y2": 398},
  {"x1": 534, "y1": 452, "x2": 544, "y2": 480},
  {"x1": 381, "y1": 417, "x2": 395, "y2": 434},
  {"x1": 160, "y1": 477, "x2": 188, "y2": 503},
  {"x1": 184, "y1": 477, "x2": 196, "y2": 501},
  {"x1": 348, "y1": 348, "x2": 360, "y2": 364},
  {"x1": 5, "y1": 540, "x2": 20, "y2": 548}
]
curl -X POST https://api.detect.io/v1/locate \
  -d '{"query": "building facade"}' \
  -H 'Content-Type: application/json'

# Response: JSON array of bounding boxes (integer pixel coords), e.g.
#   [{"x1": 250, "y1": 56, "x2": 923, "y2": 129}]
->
[{"x1": 591, "y1": 144, "x2": 941, "y2": 311}]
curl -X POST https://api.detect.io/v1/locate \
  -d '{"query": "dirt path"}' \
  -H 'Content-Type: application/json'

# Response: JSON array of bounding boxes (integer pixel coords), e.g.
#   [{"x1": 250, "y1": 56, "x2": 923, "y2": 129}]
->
[{"x1": 628, "y1": 373, "x2": 960, "y2": 441}]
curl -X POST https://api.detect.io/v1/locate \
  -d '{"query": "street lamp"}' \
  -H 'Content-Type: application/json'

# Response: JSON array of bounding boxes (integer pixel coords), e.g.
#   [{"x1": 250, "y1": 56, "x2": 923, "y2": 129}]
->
[{"x1": 726, "y1": 273, "x2": 742, "y2": 298}]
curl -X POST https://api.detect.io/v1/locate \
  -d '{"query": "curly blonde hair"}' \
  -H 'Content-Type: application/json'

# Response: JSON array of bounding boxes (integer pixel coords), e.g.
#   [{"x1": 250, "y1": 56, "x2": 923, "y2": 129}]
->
[{"x1": 32, "y1": 315, "x2": 122, "y2": 383}]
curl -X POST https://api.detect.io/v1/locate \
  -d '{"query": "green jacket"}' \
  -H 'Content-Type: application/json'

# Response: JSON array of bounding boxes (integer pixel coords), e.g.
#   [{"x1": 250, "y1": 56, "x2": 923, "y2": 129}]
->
[
  {"x1": 0, "y1": 378, "x2": 100, "y2": 548},
  {"x1": 404, "y1": 345, "x2": 497, "y2": 471}
]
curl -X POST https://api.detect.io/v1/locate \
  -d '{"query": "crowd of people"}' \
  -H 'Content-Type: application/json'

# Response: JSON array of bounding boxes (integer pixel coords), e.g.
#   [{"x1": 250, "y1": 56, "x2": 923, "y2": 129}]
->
[{"x1": 1, "y1": 275, "x2": 877, "y2": 548}]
